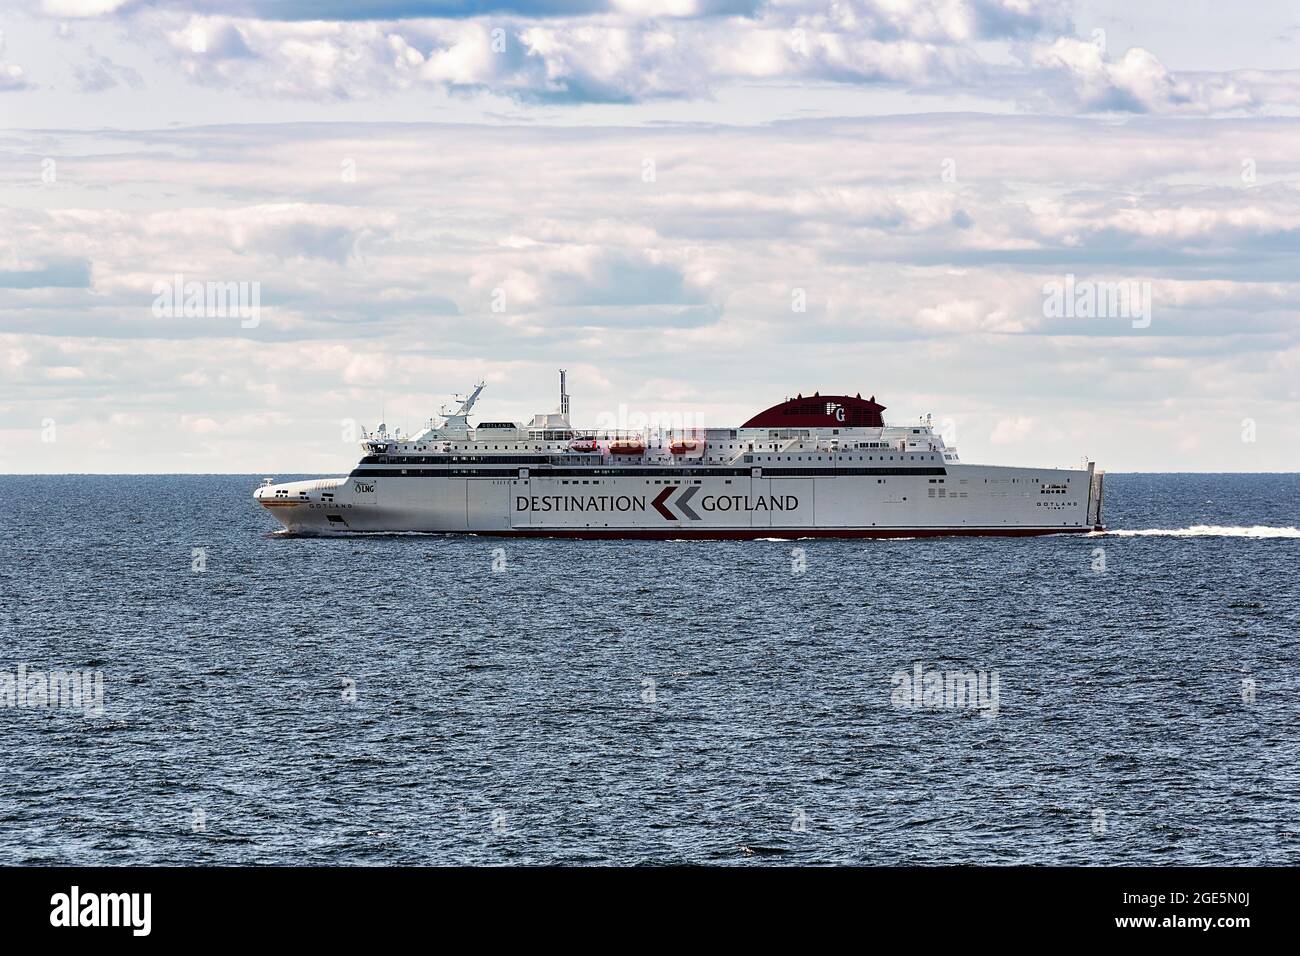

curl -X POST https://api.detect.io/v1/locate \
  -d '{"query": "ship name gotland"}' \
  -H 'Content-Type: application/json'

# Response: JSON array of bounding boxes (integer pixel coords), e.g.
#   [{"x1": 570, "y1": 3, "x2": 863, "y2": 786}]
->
[
  {"x1": 699, "y1": 494, "x2": 798, "y2": 512},
  {"x1": 513, "y1": 493, "x2": 799, "y2": 513}
]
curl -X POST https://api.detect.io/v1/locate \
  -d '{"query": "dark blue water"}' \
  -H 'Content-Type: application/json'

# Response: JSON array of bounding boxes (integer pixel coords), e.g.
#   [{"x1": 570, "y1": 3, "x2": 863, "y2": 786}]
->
[{"x1": 1, "y1": 473, "x2": 1297, "y2": 865}]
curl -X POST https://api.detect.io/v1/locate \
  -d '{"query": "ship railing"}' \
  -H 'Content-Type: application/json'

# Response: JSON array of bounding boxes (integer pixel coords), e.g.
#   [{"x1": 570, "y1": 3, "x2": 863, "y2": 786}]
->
[
  {"x1": 571, "y1": 430, "x2": 648, "y2": 440},
  {"x1": 303, "y1": 477, "x2": 347, "y2": 491}
]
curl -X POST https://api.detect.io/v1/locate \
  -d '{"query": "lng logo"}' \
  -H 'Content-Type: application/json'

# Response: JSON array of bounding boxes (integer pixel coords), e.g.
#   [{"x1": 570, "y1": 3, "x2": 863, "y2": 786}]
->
[
  {"x1": 50, "y1": 886, "x2": 151, "y2": 936},
  {"x1": 354, "y1": 481, "x2": 375, "y2": 493}
]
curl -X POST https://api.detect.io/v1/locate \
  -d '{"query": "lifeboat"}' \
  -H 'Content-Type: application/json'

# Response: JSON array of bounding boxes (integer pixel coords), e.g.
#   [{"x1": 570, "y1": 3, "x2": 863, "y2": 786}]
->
[
  {"x1": 568, "y1": 438, "x2": 600, "y2": 453},
  {"x1": 608, "y1": 439, "x2": 646, "y2": 455},
  {"x1": 669, "y1": 438, "x2": 705, "y2": 455}
]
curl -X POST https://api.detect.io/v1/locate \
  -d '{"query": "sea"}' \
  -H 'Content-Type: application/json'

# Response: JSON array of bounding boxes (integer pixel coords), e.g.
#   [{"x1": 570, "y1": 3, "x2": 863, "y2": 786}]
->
[{"x1": 0, "y1": 473, "x2": 1297, "y2": 865}]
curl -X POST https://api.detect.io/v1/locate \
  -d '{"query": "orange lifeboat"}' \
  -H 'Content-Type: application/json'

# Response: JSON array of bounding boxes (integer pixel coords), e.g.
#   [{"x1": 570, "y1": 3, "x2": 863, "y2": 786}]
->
[
  {"x1": 608, "y1": 439, "x2": 646, "y2": 455},
  {"x1": 669, "y1": 438, "x2": 705, "y2": 455},
  {"x1": 568, "y1": 438, "x2": 600, "y2": 453}
]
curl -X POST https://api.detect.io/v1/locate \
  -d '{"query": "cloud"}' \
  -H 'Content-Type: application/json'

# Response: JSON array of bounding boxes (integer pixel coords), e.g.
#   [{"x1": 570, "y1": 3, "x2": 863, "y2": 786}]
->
[
  {"x1": 234, "y1": 209, "x2": 375, "y2": 263},
  {"x1": 38, "y1": 1, "x2": 1007, "y2": 27},
  {"x1": 0, "y1": 29, "x2": 32, "y2": 92},
  {"x1": 0, "y1": 62, "x2": 28, "y2": 92},
  {"x1": 22, "y1": 0, "x2": 1300, "y2": 114},
  {"x1": 22, "y1": 2, "x2": 1076, "y2": 105},
  {"x1": 72, "y1": 47, "x2": 144, "y2": 91},
  {"x1": 1026, "y1": 37, "x2": 1296, "y2": 114},
  {"x1": 989, "y1": 415, "x2": 1035, "y2": 443},
  {"x1": 146, "y1": 13, "x2": 994, "y2": 103},
  {"x1": 0, "y1": 257, "x2": 93, "y2": 289},
  {"x1": 39, "y1": 0, "x2": 135, "y2": 16},
  {"x1": 4, "y1": 113, "x2": 1300, "y2": 471},
  {"x1": 15, "y1": 0, "x2": 1300, "y2": 116}
]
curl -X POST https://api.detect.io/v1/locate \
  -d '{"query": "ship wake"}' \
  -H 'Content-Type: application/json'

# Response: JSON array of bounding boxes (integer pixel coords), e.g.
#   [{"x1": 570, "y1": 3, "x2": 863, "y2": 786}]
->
[{"x1": 1093, "y1": 525, "x2": 1300, "y2": 538}]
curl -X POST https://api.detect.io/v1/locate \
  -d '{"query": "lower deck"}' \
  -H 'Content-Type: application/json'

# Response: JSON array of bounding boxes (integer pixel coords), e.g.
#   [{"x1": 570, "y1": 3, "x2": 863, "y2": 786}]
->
[{"x1": 256, "y1": 462, "x2": 1104, "y2": 536}]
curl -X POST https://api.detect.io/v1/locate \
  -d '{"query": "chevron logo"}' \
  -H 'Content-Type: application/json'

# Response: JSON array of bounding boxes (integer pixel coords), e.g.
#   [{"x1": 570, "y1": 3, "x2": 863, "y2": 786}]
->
[
  {"x1": 651, "y1": 485, "x2": 677, "y2": 520},
  {"x1": 651, "y1": 485, "x2": 703, "y2": 521},
  {"x1": 675, "y1": 485, "x2": 702, "y2": 520}
]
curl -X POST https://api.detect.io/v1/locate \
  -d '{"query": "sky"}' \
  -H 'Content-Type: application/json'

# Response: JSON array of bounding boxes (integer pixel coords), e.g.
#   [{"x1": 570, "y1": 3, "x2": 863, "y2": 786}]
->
[{"x1": 1, "y1": 0, "x2": 1298, "y2": 473}]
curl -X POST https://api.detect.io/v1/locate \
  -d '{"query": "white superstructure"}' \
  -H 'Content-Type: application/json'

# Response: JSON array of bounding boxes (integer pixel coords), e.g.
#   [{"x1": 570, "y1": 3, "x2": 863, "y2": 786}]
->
[{"x1": 255, "y1": 374, "x2": 1104, "y2": 538}]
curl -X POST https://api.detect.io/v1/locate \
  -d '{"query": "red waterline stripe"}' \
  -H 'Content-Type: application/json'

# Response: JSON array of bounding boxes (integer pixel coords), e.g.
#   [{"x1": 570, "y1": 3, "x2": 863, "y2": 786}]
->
[{"x1": 463, "y1": 526, "x2": 1099, "y2": 540}]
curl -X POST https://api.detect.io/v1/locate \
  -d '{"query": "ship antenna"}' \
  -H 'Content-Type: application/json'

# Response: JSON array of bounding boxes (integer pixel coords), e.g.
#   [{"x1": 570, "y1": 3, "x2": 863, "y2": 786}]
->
[
  {"x1": 438, "y1": 381, "x2": 485, "y2": 431},
  {"x1": 559, "y1": 368, "x2": 570, "y2": 418}
]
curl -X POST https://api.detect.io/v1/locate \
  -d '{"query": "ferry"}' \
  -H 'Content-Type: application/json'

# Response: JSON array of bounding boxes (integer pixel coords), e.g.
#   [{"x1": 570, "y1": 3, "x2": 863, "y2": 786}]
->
[{"x1": 255, "y1": 372, "x2": 1104, "y2": 538}]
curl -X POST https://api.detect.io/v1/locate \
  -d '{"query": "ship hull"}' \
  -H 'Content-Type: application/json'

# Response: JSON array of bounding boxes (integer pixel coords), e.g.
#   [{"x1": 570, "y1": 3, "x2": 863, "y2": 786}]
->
[
  {"x1": 256, "y1": 463, "x2": 1105, "y2": 538},
  {"x1": 310, "y1": 526, "x2": 1097, "y2": 539}
]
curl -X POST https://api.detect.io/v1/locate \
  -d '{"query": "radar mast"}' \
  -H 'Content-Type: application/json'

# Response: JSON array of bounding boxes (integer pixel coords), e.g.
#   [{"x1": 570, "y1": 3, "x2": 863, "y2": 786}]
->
[{"x1": 440, "y1": 381, "x2": 485, "y2": 431}]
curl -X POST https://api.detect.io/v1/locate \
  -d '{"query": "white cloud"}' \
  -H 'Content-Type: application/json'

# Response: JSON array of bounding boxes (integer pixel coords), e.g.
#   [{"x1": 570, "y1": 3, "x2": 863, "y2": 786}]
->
[
  {"x1": 5, "y1": 7, "x2": 1300, "y2": 473},
  {"x1": 1027, "y1": 37, "x2": 1292, "y2": 114},
  {"x1": 7, "y1": 117, "x2": 1300, "y2": 347},
  {"x1": 990, "y1": 415, "x2": 1036, "y2": 443},
  {"x1": 15, "y1": 0, "x2": 1300, "y2": 115},
  {"x1": 0, "y1": 29, "x2": 32, "y2": 92},
  {"x1": 0, "y1": 62, "x2": 27, "y2": 91},
  {"x1": 72, "y1": 46, "x2": 144, "y2": 91},
  {"x1": 47, "y1": 3, "x2": 1062, "y2": 104},
  {"x1": 40, "y1": 0, "x2": 134, "y2": 16}
]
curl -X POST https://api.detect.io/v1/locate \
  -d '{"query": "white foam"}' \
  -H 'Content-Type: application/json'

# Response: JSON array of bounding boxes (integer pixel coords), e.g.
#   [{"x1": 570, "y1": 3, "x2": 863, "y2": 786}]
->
[{"x1": 1095, "y1": 525, "x2": 1300, "y2": 538}]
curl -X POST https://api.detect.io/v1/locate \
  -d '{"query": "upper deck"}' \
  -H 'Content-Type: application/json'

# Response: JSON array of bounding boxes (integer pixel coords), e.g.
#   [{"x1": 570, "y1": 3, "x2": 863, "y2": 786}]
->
[{"x1": 354, "y1": 383, "x2": 959, "y2": 473}]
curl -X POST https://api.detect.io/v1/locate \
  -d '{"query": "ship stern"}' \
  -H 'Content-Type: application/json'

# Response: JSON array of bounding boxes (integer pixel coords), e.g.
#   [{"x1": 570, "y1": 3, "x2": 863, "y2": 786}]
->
[{"x1": 1087, "y1": 464, "x2": 1105, "y2": 531}]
